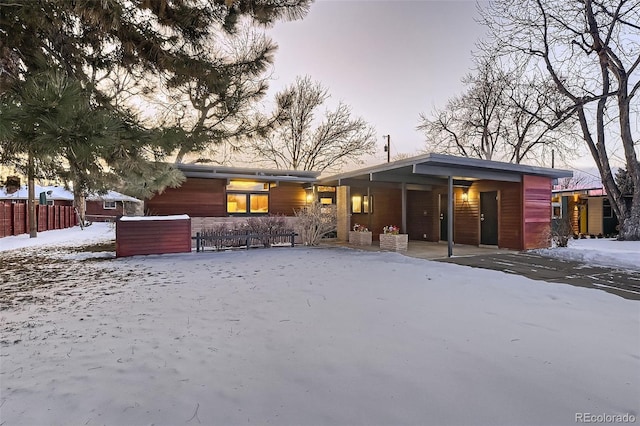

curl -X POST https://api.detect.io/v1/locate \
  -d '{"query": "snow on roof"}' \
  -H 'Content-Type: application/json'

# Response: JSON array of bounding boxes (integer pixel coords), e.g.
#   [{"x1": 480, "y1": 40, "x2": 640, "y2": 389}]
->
[
  {"x1": 0, "y1": 185, "x2": 74, "y2": 201},
  {"x1": 86, "y1": 190, "x2": 142, "y2": 203},
  {"x1": 0, "y1": 186, "x2": 141, "y2": 203},
  {"x1": 119, "y1": 214, "x2": 189, "y2": 221}
]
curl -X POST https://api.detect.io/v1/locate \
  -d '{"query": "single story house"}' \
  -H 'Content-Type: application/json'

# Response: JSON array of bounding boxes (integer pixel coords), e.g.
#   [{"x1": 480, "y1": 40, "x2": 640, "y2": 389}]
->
[
  {"x1": 86, "y1": 191, "x2": 143, "y2": 222},
  {"x1": 318, "y1": 154, "x2": 572, "y2": 254},
  {"x1": 145, "y1": 155, "x2": 570, "y2": 255},
  {"x1": 552, "y1": 187, "x2": 627, "y2": 237}
]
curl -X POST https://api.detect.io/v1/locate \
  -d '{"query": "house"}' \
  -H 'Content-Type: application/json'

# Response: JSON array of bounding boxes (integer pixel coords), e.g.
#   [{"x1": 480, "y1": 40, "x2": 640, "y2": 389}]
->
[
  {"x1": 145, "y1": 164, "x2": 320, "y2": 232},
  {"x1": 552, "y1": 187, "x2": 626, "y2": 237},
  {"x1": 318, "y1": 153, "x2": 572, "y2": 254},
  {"x1": 86, "y1": 191, "x2": 143, "y2": 222}
]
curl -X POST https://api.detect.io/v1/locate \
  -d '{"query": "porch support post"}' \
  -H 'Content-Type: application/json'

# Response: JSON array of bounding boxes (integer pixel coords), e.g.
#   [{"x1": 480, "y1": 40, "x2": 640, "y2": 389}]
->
[
  {"x1": 401, "y1": 182, "x2": 407, "y2": 233},
  {"x1": 366, "y1": 186, "x2": 371, "y2": 231},
  {"x1": 448, "y1": 175, "x2": 453, "y2": 257}
]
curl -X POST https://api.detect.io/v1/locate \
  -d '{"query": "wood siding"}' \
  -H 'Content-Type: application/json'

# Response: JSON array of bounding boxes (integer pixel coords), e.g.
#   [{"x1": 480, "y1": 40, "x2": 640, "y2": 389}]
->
[
  {"x1": 522, "y1": 175, "x2": 552, "y2": 249},
  {"x1": 146, "y1": 178, "x2": 226, "y2": 217},
  {"x1": 116, "y1": 218, "x2": 191, "y2": 257},
  {"x1": 146, "y1": 178, "x2": 305, "y2": 217},
  {"x1": 350, "y1": 187, "x2": 402, "y2": 240},
  {"x1": 269, "y1": 184, "x2": 307, "y2": 216},
  {"x1": 85, "y1": 200, "x2": 124, "y2": 221},
  {"x1": 406, "y1": 190, "x2": 436, "y2": 241},
  {"x1": 587, "y1": 197, "x2": 603, "y2": 236}
]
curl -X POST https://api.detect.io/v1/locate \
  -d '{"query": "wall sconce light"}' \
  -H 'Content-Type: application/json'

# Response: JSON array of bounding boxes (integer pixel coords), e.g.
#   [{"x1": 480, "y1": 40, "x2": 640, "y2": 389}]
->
[
  {"x1": 461, "y1": 188, "x2": 469, "y2": 202},
  {"x1": 306, "y1": 193, "x2": 314, "y2": 203}
]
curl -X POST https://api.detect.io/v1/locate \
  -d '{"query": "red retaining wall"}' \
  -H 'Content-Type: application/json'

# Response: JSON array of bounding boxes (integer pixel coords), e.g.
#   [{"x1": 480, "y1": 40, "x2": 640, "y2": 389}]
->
[{"x1": 116, "y1": 215, "x2": 191, "y2": 257}]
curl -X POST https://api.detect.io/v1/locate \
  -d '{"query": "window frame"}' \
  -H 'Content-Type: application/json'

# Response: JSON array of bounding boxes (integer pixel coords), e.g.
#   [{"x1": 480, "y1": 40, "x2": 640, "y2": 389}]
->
[{"x1": 103, "y1": 200, "x2": 117, "y2": 210}]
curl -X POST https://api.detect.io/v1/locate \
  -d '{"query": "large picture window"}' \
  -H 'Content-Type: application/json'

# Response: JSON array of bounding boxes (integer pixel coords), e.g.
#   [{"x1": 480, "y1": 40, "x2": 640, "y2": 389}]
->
[{"x1": 226, "y1": 180, "x2": 270, "y2": 215}]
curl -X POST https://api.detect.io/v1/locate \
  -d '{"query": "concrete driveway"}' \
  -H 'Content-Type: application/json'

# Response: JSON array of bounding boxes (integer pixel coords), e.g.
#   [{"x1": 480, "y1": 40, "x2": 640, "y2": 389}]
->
[
  {"x1": 437, "y1": 251, "x2": 640, "y2": 301},
  {"x1": 333, "y1": 240, "x2": 640, "y2": 300}
]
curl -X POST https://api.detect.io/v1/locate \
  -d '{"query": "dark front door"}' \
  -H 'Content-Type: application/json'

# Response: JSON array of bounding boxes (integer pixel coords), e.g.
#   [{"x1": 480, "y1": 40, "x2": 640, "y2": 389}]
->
[
  {"x1": 439, "y1": 193, "x2": 448, "y2": 241},
  {"x1": 480, "y1": 191, "x2": 498, "y2": 245}
]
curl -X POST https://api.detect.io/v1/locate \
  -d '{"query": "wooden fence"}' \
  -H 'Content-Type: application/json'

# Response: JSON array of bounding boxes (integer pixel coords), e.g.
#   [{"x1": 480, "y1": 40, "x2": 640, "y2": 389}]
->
[{"x1": 0, "y1": 202, "x2": 77, "y2": 238}]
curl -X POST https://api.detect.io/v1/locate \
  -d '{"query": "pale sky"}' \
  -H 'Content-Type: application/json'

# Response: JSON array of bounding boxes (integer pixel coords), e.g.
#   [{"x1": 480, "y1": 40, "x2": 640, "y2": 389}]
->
[
  {"x1": 264, "y1": 0, "x2": 488, "y2": 164},
  {"x1": 263, "y1": 0, "x2": 606, "y2": 174}
]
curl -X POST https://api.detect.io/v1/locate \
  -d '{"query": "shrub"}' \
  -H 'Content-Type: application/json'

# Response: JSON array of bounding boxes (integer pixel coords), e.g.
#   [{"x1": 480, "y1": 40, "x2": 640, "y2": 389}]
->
[
  {"x1": 551, "y1": 218, "x2": 573, "y2": 247},
  {"x1": 294, "y1": 202, "x2": 337, "y2": 246},
  {"x1": 245, "y1": 215, "x2": 289, "y2": 247}
]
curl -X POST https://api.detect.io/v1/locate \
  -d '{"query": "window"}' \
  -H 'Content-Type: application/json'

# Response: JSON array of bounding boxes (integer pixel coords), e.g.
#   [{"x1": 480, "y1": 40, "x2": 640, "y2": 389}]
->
[
  {"x1": 603, "y1": 199, "x2": 613, "y2": 218},
  {"x1": 103, "y1": 200, "x2": 116, "y2": 210},
  {"x1": 552, "y1": 202, "x2": 562, "y2": 219},
  {"x1": 226, "y1": 180, "x2": 270, "y2": 215},
  {"x1": 351, "y1": 195, "x2": 373, "y2": 214}
]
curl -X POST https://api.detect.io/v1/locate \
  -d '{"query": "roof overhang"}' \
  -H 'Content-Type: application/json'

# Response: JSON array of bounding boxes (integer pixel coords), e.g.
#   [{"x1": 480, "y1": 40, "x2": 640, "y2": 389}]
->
[
  {"x1": 175, "y1": 163, "x2": 320, "y2": 184},
  {"x1": 319, "y1": 153, "x2": 573, "y2": 187}
]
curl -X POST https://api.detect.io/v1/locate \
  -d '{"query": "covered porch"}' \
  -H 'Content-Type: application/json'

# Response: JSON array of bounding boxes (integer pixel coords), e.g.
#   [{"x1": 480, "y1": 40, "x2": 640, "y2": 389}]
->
[{"x1": 319, "y1": 154, "x2": 572, "y2": 256}]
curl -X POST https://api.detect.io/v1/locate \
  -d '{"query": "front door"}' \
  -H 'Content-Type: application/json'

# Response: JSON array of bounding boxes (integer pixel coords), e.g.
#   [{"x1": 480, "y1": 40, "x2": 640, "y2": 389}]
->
[
  {"x1": 480, "y1": 191, "x2": 498, "y2": 245},
  {"x1": 439, "y1": 193, "x2": 448, "y2": 241}
]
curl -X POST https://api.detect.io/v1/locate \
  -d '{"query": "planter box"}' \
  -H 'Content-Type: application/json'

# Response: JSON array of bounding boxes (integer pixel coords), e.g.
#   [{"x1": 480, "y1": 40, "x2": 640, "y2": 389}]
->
[
  {"x1": 379, "y1": 233, "x2": 408, "y2": 252},
  {"x1": 349, "y1": 230, "x2": 372, "y2": 246}
]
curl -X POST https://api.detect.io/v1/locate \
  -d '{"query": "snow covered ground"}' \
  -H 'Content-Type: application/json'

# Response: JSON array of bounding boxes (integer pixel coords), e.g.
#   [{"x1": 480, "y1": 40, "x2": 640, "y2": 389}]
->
[
  {"x1": 536, "y1": 237, "x2": 640, "y2": 271},
  {"x1": 1, "y1": 225, "x2": 638, "y2": 425}
]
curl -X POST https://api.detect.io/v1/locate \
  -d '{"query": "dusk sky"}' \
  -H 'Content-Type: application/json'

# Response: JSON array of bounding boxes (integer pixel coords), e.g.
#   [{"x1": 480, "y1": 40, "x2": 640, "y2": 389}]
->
[
  {"x1": 263, "y1": 0, "x2": 602, "y2": 174},
  {"x1": 264, "y1": 0, "x2": 488, "y2": 163}
]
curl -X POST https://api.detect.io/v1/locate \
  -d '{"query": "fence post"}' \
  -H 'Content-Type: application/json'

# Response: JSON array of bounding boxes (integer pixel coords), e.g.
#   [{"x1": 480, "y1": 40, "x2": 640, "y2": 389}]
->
[
  {"x1": 290, "y1": 232, "x2": 295, "y2": 247},
  {"x1": 196, "y1": 232, "x2": 201, "y2": 253}
]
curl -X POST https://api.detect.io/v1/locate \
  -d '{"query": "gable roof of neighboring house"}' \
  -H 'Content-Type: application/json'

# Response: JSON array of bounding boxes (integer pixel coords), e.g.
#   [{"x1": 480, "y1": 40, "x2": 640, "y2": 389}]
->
[
  {"x1": 319, "y1": 153, "x2": 573, "y2": 187},
  {"x1": 0, "y1": 185, "x2": 141, "y2": 204},
  {"x1": 175, "y1": 163, "x2": 320, "y2": 184},
  {"x1": 86, "y1": 190, "x2": 142, "y2": 203}
]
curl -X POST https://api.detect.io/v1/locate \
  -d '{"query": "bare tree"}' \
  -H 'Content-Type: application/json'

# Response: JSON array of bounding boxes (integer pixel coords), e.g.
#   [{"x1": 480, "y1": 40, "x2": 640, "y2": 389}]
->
[
  {"x1": 419, "y1": 56, "x2": 508, "y2": 161},
  {"x1": 482, "y1": 0, "x2": 640, "y2": 240},
  {"x1": 251, "y1": 76, "x2": 377, "y2": 172},
  {"x1": 419, "y1": 54, "x2": 577, "y2": 165}
]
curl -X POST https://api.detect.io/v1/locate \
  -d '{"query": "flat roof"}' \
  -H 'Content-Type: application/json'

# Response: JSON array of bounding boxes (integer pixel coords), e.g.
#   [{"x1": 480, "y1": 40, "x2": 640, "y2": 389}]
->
[
  {"x1": 175, "y1": 163, "x2": 320, "y2": 183},
  {"x1": 319, "y1": 153, "x2": 573, "y2": 186}
]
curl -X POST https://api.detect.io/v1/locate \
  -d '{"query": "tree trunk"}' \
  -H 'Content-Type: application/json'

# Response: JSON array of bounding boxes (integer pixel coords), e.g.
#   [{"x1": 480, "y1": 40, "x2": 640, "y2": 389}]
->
[
  {"x1": 74, "y1": 191, "x2": 86, "y2": 226},
  {"x1": 28, "y1": 151, "x2": 37, "y2": 238}
]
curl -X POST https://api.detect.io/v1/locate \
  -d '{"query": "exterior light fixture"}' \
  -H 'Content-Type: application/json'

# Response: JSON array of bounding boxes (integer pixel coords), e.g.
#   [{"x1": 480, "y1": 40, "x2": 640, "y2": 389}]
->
[{"x1": 461, "y1": 188, "x2": 469, "y2": 202}]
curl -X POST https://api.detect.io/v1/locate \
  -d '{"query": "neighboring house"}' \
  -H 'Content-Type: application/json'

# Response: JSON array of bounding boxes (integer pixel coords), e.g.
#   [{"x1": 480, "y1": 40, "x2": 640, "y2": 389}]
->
[
  {"x1": 552, "y1": 187, "x2": 627, "y2": 237},
  {"x1": 0, "y1": 184, "x2": 74, "y2": 206},
  {"x1": 0, "y1": 184, "x2": 75, "y2": 237},
  {"x1": 319, "y1": 153, "x2": 572, "y2": 252},
  {"x1": 86, "y1": 191, "x2": 143, "y2": 222},
  {"x1": 145, "y1": 164, "x2": 320, "y2": 232},
  {"x1": 0, "y1": 183, "x2": 142, "y2": 236}
]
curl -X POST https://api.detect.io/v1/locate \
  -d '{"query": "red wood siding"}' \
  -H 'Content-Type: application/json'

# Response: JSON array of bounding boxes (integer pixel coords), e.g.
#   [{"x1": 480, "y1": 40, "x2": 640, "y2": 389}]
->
[
  {"x1": 146, "y1": 178, "x2": 226, "y2": 217},
  {"x1": 269, "y1": 184, "x2": 307, "y2": 216},
  {"x1": 453, "y1": 186, "x2": 478, "y2": 246},
  {"x1": 85, "y1": 200, "x2": 124, "y2": 221},
  {"x1": 116, "y1": 218, "x2": 191, "y2": 257},
  {"x1": 523, "y1": 175, "x2": 552, "y2": 249},
  {"x1": 350, "y1": 187, "x2": 402, "y2": 240},
  {"x1": 406, "y1": 190, "x2": 436, "y2": 241}
]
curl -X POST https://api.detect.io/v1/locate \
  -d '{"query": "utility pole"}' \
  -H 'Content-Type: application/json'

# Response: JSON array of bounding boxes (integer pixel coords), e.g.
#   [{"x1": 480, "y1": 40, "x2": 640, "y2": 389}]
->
[{"x1": 383, "y1": 135, "x2": 390, "y2": 163}]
